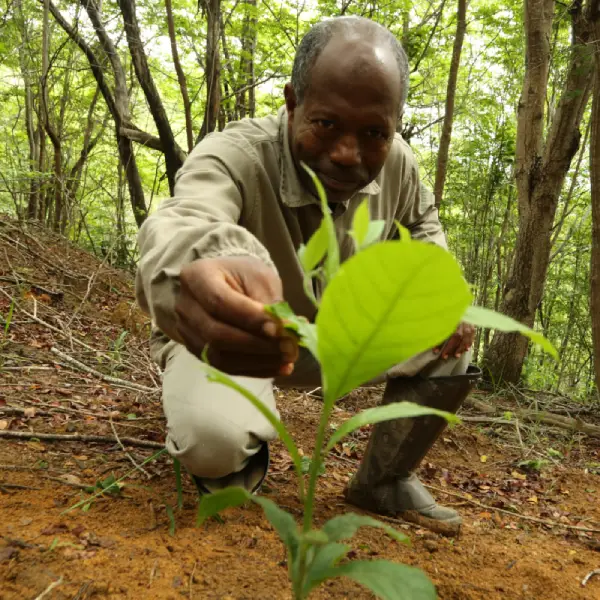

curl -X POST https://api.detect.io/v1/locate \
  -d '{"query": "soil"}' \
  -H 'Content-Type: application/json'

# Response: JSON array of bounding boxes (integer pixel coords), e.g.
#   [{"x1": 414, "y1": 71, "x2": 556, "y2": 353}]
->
[{"x1": 1, "y1": 216, "x2": 600, "y2": 600}]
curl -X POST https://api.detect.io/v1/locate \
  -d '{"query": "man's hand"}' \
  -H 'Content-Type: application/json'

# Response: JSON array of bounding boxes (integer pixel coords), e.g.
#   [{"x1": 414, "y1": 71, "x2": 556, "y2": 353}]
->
[
  {"x1": 433, "y1": 322, "x2": 475, "y2": 359},
  {"x1": 175, "y1": 256, "x2": 299, "y2": 378}
]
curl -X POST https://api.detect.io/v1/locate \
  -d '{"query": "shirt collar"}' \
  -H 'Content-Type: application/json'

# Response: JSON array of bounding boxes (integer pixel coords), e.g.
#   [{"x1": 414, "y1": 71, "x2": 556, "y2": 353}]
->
[{"x1": 278, "y1": 106, "x2": 381, "y2": 209}]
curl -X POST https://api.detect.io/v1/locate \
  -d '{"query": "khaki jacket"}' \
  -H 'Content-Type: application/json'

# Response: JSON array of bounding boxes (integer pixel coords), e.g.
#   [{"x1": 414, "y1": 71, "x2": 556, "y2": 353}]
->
[{"x1": 135, "y1": 107, "x2": 447, "y2": 365}]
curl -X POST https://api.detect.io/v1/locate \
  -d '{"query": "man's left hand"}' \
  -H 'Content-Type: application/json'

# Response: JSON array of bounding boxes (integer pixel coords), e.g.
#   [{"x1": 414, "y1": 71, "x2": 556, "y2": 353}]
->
[{"x1": 434, "y1": 322, "x2": 475, "y2": 359}]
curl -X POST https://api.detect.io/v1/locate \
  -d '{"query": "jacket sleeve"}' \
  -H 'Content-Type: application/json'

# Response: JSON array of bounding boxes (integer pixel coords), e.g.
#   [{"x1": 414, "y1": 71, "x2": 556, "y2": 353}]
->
[
  {"x1": 393, "y1": 138, "x2": 448, "y2": 250},
  {"x1": 134, "y1": 133, "x2": 275, "y2": 345}
]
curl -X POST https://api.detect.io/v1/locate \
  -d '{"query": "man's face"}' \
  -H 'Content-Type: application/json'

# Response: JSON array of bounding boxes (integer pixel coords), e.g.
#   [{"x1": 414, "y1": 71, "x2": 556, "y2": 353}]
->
[{"x1": 285, "y1": 37, "x2": 402, "y2": 203}]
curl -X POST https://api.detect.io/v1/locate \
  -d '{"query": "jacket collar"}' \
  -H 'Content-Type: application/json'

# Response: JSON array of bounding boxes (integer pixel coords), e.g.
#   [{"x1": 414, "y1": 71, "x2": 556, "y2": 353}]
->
[{"x1": 278, "y1": 106, "x2": 380, "y2": 209}]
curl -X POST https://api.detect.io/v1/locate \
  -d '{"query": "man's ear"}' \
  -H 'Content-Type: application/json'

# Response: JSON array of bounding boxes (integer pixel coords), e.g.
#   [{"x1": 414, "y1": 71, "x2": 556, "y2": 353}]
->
[{"x1": 284, "y1": 83, "x2": 297, "y2": 117}]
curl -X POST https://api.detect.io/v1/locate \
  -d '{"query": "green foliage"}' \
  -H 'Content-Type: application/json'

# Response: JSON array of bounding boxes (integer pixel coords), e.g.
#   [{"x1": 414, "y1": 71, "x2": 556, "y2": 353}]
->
[{"x1": 195, "y1": 165, "x2": 556, "y2": 599}]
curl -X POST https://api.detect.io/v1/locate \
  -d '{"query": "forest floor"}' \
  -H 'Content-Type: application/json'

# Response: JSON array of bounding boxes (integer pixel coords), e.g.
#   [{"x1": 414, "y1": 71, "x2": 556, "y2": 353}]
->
[{"x1": 1, "y1": 215, "x2": 600, "y2": 600}]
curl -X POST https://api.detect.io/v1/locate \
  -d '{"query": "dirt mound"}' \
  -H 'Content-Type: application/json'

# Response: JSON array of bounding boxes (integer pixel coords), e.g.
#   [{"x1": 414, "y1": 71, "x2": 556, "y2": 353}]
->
[{"x1": 1, "y1": 216, "x2": 600, "y2": 599}]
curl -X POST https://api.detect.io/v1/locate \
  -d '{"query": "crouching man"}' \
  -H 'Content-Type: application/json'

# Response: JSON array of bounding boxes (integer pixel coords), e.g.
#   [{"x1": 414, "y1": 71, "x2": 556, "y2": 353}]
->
[{"x1": 135, "y1": 16, "x2": 481, "y2": 534}]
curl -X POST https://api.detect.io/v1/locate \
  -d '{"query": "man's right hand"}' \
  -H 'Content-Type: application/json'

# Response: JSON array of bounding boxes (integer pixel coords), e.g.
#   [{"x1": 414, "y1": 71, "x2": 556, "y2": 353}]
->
[{"x1": 175, "y1": 256, "x2": 298, "y2": 378}]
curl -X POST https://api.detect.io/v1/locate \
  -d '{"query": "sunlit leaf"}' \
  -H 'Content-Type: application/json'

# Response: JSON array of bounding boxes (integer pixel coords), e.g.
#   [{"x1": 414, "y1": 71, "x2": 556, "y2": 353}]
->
[
  {"x1": 325, "y1": 402, "x2": 458, "y2": 452},
  {"x1": 321, "y1": 513, "x2": 409, "y2": 545},
  {"x1": 298, "y1": 220, "x2": 328, "y2": 273},
  {"x1": 326, "y1": 559, "x2": 437, "y2": 600},
  {"x1": 265, "y1": 302, "x2": 318, "y2": 359},
  {"x1": 362, "y1": 220, "x2": 386, "y2": 247},
  {"x1": 463, "y1": 305, "x2": 558, "y2": 359},
  {"x1": 301, "y1": 163, "x2": 339, "y2": 282},
  {"x1": 351, "y1": 200, "x2": 370, "y2": 248},
  {"x1": 317, "y1": 240, "x2": 472, "y2": 400},
  {"x1": 196, "y1": 486, "x2": 250, "y2": 525}
]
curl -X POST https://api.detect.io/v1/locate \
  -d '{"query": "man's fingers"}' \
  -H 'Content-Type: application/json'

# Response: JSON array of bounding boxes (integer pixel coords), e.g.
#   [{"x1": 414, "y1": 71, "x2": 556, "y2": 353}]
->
[
  {"x1": 186, "y1": 273, "x2": 279, "y2": 338},
  {"x1": 441, "y1": 334, "x2": 461, "y2": 359},
  {"x1": 175, "y1": 303, "x2": 284, "y2": 357}
]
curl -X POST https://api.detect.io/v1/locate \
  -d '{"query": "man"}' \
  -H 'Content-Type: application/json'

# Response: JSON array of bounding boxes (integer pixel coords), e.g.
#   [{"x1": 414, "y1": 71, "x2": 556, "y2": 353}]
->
[{"x1": 135, "y1": 16, "x2": 480, "y2": 533}]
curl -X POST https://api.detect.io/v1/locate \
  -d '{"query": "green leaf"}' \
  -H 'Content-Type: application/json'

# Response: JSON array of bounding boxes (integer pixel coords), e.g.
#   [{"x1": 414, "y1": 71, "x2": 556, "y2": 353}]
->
[
  {"x1": 264, "y1": 302, "x2": 318, "y2": 359},
  {"x1": 463, "y1": 305, "x2": 558, "y2": 359},
  {"x1": 317, "y1": 240, "x2": 472, "y2": 400},
  {"x1": 301, "y1": 529, "x2": 330, "y2": 546},
  {"x1": 298, "y1": 220, "x2": 328, "y2": 273},
  {"x1": 321, "y1": 512, "x2": 409, "y2": 545},
  {"x1": 196, "y1": 486, "x2": 251, "y2": 526},
  {"x1": 394, "y1": 220, "x2": 411, "y2": 242},
  {"x1": 362, "y1": 220, "x2": 386, "y2": 247},
  {"x1": 301, "y1": 163, "x2": 339, "y2": 282},
  {"x1": 351, "y1": 199, "x2": 370, "y2": 247},
  {"x1": 252, "y1": 496, "x2": 300, "y2": 560},
  {"x1": 303, "y1": 543, "x2": 350, "y2": 596},
  {"x1": 327, "y1": 560, "x2": 437, "y2": 600},
  {"x1": 165, "y1": 504, "x2": 176, "y2": 536},
  {"x1": 200, "y1": 362, "x2": 305, "y2": 490},
  {"x1": 325, "y1": 402, "x2": 458, "y2": 453}
]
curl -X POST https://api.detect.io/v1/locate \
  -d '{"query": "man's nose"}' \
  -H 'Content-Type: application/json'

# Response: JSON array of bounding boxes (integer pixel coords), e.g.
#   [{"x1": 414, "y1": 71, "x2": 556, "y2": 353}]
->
[{"x1": 329, "y1": 134, "x2": 361, "y2": 167}]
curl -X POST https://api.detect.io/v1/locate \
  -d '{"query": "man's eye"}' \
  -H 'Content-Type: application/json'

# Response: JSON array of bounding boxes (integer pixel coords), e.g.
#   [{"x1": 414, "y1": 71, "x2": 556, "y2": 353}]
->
[
  {"x1": 315, "y1": 119, "x2": 335, "y2": 129},
  {"x1": 366, "y1": 129, "x2": 387, "y2": 140}
]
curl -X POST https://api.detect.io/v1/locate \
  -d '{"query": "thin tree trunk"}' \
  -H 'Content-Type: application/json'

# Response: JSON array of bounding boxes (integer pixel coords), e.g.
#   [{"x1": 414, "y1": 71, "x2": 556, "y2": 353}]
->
[
  {"x1": 49, "y1": 0, "x2": 148, "y2": 226},
  {"x1": 239, "y1": 0, "x2": 256, "y2": 118},
  {"x1": 17, "y1": 0, "x2": 38, "y2": 221},
  {"x1": 37, "y1": 0, "x2": 50, "y2": 222},
  {"x1": 590, "y1": 6, "x2": 600, "y2": 395},
  {"x1": 199, "y1": 0, "x2": 221, "y2": 141},
  {"x1": 482, "y1": 0, "x2": 598, "y2": 384},
  {"x1": 433, "y1": 0, "x2": 467, "y2": 209},
  {"x1": 165, "y1": 0, "x2": 194, "y2": 152}
]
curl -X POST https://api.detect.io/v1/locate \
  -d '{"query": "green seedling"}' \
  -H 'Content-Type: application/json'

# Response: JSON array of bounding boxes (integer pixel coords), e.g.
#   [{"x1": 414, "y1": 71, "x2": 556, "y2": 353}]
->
[{"x1": 195, "y1": 164, "x2": 558, "y2": 599}]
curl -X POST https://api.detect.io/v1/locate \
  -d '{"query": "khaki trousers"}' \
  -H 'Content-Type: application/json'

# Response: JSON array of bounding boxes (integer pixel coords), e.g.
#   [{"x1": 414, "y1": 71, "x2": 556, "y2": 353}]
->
[{"x1": 161, "y1": 341, "x2": 471, "y2": 489}]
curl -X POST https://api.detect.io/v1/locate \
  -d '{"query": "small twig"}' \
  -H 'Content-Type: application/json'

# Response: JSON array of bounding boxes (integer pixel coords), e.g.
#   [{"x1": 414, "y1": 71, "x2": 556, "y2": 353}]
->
[
  {"x1": 515, "y1": 418, "x2": 525, "y2": 454},
  {"x1": 425, "y1": 484, "x2": 600, "y2": 534},
  {"x1": 0, "y1": 430, "x2": 163, "y2": 448},
  {"x1": 0, "y1": 482, "x2": 41, "y2": 490},
  {"x1": 149, "y1": 560, "x2": 159, "y2": 588},
  {"x1": 190, "y1": 560, "x2": 198, "y2": 599},
  {"x1": 50, "y1": 347, "x2": 157, "y2": 393},
  {"x1": 110, "y1": 415, "x2": 152, "y2": 479},
  {"x1": 582, "y1": 569, "x2": 600, "y2": 586},
  {"x1": 34, "y1": 576, "x2": 64, "y2": 600}
]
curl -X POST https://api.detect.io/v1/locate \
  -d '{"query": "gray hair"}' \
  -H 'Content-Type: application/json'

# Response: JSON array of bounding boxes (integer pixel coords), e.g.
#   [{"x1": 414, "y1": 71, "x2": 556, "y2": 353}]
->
[{"x1": 291, "y1": 16, "x2": 410, "y2": 111}]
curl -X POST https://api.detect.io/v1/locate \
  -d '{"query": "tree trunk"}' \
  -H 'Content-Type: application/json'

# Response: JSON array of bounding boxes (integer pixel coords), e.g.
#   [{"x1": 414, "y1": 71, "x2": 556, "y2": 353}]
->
[
  {"x1": 433, "y1": 0, "x2": 467, "y2": 209},
  {"x1": 199, "y1": 0, "x2": 221, "y2": 141},
  {"x1": 37, "y1": 0, "x2": 51, "y2": 222},
  {"x1": 49, "y1": 0, "x2": 149, "y2": 226},
  {"x1": 590, "y1": 6, "x2": 600, "y2": 395},
  {"x1": 118, "y1": 0, "x2": 184, "y2": 193},
  {"x1": 165, "y1": 0, "x2": 194, "y2": 152},
  {"x1": 482, "y1": 0, "x2": 597, "y2": 384},
  {"x1": 16, "y1": 0, "x2": 38, "y2": 221},
  {"x1": 239, "y1": 0, "x2": 256, "y2": 119}
]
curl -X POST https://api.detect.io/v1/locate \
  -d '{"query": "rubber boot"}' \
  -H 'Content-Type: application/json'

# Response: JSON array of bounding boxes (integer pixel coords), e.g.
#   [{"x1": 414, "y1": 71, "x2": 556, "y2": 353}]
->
[
  {"x1": 345, "y1": 364, "x2": 482, "y2": 536},
  {"x1": 192, "y1": 442, "x2": 270, "y2": 496}
]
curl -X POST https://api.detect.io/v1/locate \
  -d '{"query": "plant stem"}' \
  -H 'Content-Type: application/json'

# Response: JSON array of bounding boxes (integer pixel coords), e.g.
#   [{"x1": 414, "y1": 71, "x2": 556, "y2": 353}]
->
[{"x1": 302, "y1": 389, "x2": 334, "y2": 533}]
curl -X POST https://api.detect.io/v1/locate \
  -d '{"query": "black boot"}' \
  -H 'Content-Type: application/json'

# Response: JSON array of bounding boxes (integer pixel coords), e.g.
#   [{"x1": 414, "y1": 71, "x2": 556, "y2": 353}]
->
[
  {"x1": 192, "y1": 442, "x2": 270, "y2": 496},
  {"x1": 345, "y1": 365, "x2": 481, "y2": 535}
]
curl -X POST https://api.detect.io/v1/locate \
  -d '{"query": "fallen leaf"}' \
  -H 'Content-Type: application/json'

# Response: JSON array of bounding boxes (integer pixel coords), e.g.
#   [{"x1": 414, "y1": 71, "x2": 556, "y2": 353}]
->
[
  {"x1": 27, "y1": 441, "x2": 46, "y2": 452},
  {"x1": 23, "y1": 407, "x2": 36, "y2": 418},
  {"x1": 58, "y1": 474, "x2": 82, "y2": 485},
  {"x1": 480, "y1": 455, "x2": 488, "y2": 463},
  {"x1": 511, "y1": 471, "x2": 527, "y2": 481},
  {"x1": 41, "y1": 523, "x2": 69, "y2": 535},
  {"x1": 74, "y1": 455, "x2": 88, "y2": 461},
  {"x1": 0, "y1": 420, "x2": 8, "y2": 430},
  {"x1": 0, "y1": 547, "x2": 18, "y2": 562},
  {"x1": 527, "y1": 496, "x2": 538, "y2": 504}
]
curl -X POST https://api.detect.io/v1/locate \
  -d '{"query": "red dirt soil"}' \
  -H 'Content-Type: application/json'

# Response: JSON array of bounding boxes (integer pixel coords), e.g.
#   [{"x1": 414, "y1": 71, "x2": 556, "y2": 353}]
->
[{"x1": 1, "y1": 217, "x2": 600, "y2": 599}]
